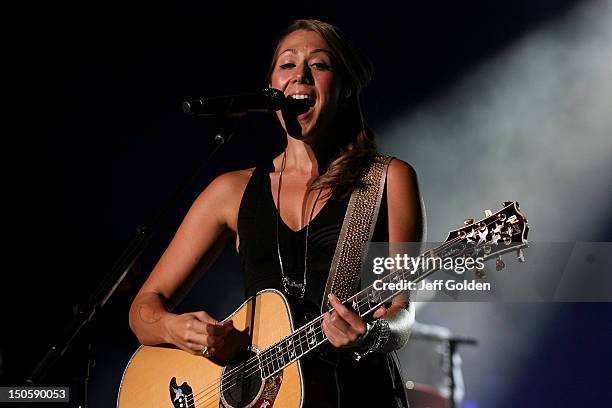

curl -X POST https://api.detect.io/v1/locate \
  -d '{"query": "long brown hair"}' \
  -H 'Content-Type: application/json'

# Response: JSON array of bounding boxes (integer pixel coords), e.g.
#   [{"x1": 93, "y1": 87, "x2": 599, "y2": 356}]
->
[{"x1": 269, "y1": 19, "x2": 379, "y2": 197}]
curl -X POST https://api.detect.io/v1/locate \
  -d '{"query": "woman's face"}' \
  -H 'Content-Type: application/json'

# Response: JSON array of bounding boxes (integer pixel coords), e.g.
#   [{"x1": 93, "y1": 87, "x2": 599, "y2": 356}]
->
[{"x1": 270, "y1": 29, "x2": 343, "y2": 141}]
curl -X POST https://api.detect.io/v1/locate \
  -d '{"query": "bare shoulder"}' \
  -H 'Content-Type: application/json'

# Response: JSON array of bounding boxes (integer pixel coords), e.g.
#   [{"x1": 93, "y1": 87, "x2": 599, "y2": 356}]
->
[
  {"x1": 385, "y1": 158, "x2": 424, "y2": 242},
  {"x1": 193, "y1": 168, "x2": 255, "y2": 232},
  {"x1": 387, "y1": 158, "x2": 418, "y2": 190},
  {"x1": 207, "y1": 168, "x2": 255, "y2": 196}
]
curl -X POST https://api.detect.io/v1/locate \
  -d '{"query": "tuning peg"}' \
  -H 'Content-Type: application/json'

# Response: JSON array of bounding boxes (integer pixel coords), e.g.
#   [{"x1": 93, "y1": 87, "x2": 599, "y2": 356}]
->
[
  {"x1": 464, "y1": 218, "x2": 475, "y2": 226},
  {"x1": 516, "y1": 248, "x2": 525, "y2": 262},
  {"x1": 484, "y1": 209, "x2": 492, "y2": 217},
  {"x1": 496, "y1": 256, "x2": 505, "y2": 271}
]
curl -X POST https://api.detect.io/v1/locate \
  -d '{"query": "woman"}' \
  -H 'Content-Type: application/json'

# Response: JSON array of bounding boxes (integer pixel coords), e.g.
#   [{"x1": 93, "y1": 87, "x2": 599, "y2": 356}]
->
[{"x1": 129, "y1": 19, "x2": 424, "y2": 407}]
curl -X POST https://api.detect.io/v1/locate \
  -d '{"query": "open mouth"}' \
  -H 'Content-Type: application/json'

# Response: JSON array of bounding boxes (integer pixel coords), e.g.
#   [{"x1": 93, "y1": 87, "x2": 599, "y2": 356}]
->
[{"x1": 285, "y1": 94, "x2": 315, "y2": 116}]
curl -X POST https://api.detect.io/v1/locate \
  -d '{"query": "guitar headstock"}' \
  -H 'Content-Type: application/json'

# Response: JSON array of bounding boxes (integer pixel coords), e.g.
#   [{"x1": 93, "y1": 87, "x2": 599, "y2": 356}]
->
[{"x1": 444, "y1": 201, "x2": 529, "y2": 271}]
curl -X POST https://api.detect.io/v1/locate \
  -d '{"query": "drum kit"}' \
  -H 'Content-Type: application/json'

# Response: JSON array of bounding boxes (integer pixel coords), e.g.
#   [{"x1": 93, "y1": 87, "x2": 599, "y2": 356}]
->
[{"x1": 401, "y1": 321, "x2": 477, "y2": 408}]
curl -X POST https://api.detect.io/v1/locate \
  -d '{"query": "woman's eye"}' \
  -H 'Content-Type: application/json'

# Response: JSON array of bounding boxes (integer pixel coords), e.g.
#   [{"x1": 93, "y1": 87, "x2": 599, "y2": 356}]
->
[
  {"x1": 311, "y1": 62, "x2": 330, "y2": 70},
  {"x1": 279, "y1": 63, "x2": 295, "y2": 69}
]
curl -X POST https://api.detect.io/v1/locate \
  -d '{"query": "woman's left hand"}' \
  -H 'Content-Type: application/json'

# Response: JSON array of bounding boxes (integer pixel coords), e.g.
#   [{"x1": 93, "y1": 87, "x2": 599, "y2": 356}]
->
[{"x1": 323, "y1": 293, "x2": 387, "y2": 348}]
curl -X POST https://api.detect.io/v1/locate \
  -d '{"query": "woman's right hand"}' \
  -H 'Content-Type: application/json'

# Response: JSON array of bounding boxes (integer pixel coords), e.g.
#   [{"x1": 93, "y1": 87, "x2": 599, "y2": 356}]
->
[{"x1": 164, "y1": 311, "x2": 234, "y2": 356}]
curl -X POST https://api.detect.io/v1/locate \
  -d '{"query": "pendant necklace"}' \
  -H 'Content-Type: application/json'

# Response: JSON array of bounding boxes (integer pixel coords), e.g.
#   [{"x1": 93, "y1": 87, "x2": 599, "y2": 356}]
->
[{"x1": 276, "y1": 151, "x2": 323, "y2": 299}]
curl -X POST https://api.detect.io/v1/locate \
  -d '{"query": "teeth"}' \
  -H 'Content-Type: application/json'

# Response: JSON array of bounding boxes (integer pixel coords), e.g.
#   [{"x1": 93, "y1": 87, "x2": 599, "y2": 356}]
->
[{"x1": 289, "y1": 94, "x2": 312, "y2": 100}]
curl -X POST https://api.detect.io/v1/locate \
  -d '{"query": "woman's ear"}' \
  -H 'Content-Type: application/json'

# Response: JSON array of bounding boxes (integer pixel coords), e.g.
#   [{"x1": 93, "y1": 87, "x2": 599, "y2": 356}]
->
[{"x1": 340, "y1": 87, "x2": 353, "y2": 107}]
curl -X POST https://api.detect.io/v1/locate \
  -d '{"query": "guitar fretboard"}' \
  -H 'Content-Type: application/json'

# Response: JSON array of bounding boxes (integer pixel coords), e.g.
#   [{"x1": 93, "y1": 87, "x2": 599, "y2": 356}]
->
[
  {"x1": 258, "y1": 315, "x2": 326, "y2": 379},
  {"x1": 254, "y1": 202, "x2": 527, "y2": 379},
  {"x1": 257, "y1": 248, "x2": 452, "y2": 379}
]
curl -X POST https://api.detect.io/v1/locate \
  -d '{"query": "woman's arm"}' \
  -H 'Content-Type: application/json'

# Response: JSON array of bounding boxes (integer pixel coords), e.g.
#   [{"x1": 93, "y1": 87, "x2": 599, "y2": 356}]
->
[
  {"x1": 370, "y1": 158, "x2": 424, "y2": 351},
  {"x1": 323, "y1": 158, "x2": 425, "y2": 351},
  {"x1": 128, "y1": 171, "x2": 249, "y2": 355}
]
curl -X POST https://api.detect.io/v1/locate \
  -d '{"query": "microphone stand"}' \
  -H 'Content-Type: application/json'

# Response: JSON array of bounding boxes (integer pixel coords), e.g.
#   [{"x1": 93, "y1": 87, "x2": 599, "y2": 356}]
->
[
  {"x1": 447, "y1": 337, "x2": 477, "y2": 408},
  {"x1": 26, "y1": 114, "x2": 242, "y2": 407}
]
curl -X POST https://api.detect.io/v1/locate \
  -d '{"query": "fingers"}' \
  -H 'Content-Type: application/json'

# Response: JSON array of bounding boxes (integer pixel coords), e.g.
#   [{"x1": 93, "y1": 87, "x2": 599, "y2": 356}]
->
[
  {"x1": 323, "y1": 309, "x2": 350, "y2": 334},
  {"x1": 187, "y1": 312, "x2": 234, "y2": 335},
  {"x1": 204, "y1": 320, "x2": 234, "y2": 336},
  {"x1": 327, "y1": 294, "x2": 367, "y2": 333},
  {"x1": 169, "y1": 312, "x2": 234, "y2": 355},
  {"x1": 323, "y1": 294, "x2": 367, "y2": 348},
  {"x1": 373, "y1": 305, "x2": 388, "y2": 319},
  {"x1": 322, "y1": 315, "x2": 346, "y2": 347},
  {"x1": 186, "y1": 339, "x2": 223, "y2": 355}
]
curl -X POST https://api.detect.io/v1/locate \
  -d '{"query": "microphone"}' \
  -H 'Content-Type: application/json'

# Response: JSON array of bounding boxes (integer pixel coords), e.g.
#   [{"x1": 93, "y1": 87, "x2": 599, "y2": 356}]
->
[{"x1": 182, "y1": 88, "x2": 286, "y2": 116}]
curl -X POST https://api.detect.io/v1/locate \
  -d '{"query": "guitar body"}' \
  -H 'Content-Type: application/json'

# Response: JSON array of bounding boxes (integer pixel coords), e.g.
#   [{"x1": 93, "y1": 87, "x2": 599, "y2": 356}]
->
[
  {"x1": 117, "y1": 289, "x2": 303, "y2": 408},
  {"x1": 117, "y1": 202, "x2": 530, "y2": 407}
]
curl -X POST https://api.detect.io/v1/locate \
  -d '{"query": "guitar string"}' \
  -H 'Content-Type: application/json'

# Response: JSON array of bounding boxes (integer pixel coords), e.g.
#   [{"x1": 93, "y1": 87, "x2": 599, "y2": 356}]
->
[
  {"x1": 190, "y1": 230, "x2": 492, "y2": 408},
  {"x1": 192, "y1": 250, "x2": 437, "y2": 405},
  {"x1": 195, "y1": 249, "x2": 496, "y2": 407},
  {"x1": 189, "y1": 218, "x2": 513, "y2": 405},
  {"x1": 187, "y1": 311, "x2": 327, "y2": 404},
  {"x1": 190, "y1": 228, "x2": 498, "y2": 406},
  {"x1": 193, "y1": 253, "x2": 442, "y2": 407},
  {"x1": 190, "y1": 316, "x2": 327, "y2": 405},
  {"x1": 193, "y1": 319, "x2": 330, "y2": 407}
]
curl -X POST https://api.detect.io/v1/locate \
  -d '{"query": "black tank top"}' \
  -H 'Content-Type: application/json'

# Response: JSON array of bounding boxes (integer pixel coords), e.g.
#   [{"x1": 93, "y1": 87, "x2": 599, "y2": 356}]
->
[
  {"x1": 236, "y1": 161, "x2": 408, "y2": 408},
  {"x1": 237, "y1": 161, "x2": 353, "y2": 321}
]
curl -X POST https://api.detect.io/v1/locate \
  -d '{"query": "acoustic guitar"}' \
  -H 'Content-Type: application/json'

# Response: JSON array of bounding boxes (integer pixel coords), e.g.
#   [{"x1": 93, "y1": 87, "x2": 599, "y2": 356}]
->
[{"x1": 117, "y1": 201, "x2": 528, "y2": 407}]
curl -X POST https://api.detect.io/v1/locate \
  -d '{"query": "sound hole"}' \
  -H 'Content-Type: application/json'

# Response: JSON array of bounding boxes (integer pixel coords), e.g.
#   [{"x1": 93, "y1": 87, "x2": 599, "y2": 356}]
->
[{"x1": 220, "y1": 349, "x2": 262, "y2": 407}]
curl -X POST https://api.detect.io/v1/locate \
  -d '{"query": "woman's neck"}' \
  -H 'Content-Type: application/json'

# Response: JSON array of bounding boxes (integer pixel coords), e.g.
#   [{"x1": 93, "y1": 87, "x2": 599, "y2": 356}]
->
[{"x1": 280, "y1": 136, "x2": 333, "y2": 177}]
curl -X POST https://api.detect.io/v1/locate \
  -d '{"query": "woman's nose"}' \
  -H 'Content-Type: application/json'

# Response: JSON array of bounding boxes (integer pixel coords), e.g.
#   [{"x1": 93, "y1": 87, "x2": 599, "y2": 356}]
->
[{"x1": 293, "y1": 64, "x2": 313, "y2": 84}]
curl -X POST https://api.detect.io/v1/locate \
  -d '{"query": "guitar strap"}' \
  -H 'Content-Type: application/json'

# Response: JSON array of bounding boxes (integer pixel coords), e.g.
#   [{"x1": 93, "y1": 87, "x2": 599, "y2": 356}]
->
[{"x1": 321, "y1": 154, "x2": 393, "y2": 312}]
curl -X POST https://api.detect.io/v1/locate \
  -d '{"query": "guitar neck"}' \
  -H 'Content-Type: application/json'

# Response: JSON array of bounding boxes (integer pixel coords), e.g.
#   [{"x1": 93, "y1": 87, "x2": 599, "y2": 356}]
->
[
  {"x1": 259, "y1": 199, "x2": 529, "y2": 378},
  {"x1": 258, "y1": 245, "x2": 448, "y2": 379}
]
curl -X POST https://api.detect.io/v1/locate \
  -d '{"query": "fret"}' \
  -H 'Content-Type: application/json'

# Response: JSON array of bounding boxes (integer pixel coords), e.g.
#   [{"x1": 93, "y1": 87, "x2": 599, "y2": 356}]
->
[
  {"x1": 306, "y1": 323, "x2": 317, "y2": 348},
  {"x1": 260, "y1": 350, "x2": 271, "y2": 378},
  {"x1": 275, "y1": 343, "x2": 285, "y2": 367},
  {"x1": 367, "y1": 289, "x2": 378, "y2": 309},
  {"x1": 295, "y1": 329, "x2": 305, "y2": 356},
  {"x1": 412, "y1": 265, "x2": 424, "y2": 280},
  {"x1": 271, "y1": 347, "x2": 279, "y2": 373},
  {"x1": 351, "y1": 296, "x2": 361, "y2": 315},
  {"x1": 282, "y1": 339, "x2": 291, "y2": 363},
  {"x1": 357, "y1": 294, "x2": 369, "y2": 315},
  {"x1": 287, "y1": 337, "x2": 297, "y2": 359},
  {"x1": 316, "y1": 325, "x2": 326, "y2": 343},
  {"x1": 373, "y1": 287, "x2": 383, "y2": 304}
]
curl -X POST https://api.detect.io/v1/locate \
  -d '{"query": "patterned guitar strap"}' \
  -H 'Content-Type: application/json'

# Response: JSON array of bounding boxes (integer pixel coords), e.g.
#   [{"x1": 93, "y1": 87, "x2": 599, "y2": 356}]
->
[{"x1": 321, "y1": 154, "x2": 393, "y2": 312}]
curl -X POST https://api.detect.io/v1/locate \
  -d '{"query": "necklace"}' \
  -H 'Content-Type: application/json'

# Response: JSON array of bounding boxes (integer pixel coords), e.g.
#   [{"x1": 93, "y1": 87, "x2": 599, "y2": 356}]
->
[{"x1": 276, "y1": 151, "x2": 323, "y2": 299}]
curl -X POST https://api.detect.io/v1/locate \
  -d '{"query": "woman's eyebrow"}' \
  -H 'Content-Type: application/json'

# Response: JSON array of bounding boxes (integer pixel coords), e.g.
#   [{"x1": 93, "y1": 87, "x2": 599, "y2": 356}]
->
[
  {"x1": 310, "y1": 48, "x2": 332, "y2": 56},
  {"x1": 279, "y1": 48, "x2": 332, "y2": 56}
]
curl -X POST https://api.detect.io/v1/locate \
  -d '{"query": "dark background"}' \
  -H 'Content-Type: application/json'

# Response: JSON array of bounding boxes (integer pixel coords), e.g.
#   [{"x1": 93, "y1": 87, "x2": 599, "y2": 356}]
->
[{"x1": 3, "y1": 1, "x2": 611, "y2": 407}]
